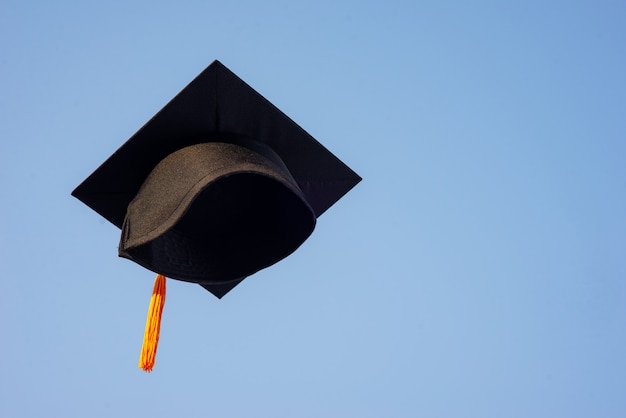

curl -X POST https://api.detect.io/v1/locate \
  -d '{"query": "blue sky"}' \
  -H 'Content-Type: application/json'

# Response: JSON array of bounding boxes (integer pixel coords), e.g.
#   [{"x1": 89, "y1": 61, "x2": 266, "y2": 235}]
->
[{"x1": 1, "y1": 1, "x2": 625, "y2": 417}]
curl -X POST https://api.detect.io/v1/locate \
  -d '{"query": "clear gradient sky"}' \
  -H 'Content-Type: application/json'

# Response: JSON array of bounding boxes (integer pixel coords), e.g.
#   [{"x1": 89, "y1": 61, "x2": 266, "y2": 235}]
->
[{"x1": 1, "y1": 1, "x2": 625, "y2": 417}]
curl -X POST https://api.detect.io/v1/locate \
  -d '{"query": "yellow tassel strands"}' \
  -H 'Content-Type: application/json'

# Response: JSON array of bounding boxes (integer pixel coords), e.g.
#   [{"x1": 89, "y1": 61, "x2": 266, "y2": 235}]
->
[{"x1": 138, "y1": 274, "x2": 166, "y2": 372}]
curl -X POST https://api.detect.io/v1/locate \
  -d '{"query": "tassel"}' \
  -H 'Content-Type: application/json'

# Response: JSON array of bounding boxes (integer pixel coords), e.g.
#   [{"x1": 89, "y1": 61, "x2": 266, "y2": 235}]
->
[{"x1": 138, "y1": 274, "x2": 167, "y2": 372}]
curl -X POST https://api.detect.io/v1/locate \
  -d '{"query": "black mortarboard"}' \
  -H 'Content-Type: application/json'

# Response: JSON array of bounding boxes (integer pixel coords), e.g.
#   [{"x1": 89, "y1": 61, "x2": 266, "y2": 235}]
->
[{"x1": 72, "y1": 60, "x2": 361, "y2": 298}]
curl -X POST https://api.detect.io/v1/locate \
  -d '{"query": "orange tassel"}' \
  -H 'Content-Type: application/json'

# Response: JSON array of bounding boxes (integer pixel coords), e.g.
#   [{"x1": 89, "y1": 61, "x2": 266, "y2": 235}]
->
[{"x1": 138, "y1": 274, "x2": 166, "y2": 372}]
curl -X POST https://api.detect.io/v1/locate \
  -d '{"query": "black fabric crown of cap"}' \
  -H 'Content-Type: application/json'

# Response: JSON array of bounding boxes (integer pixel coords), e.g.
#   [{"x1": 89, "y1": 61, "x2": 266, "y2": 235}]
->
[{"x1": 72, "y1": 60, "x2": 361, "y2": 298}]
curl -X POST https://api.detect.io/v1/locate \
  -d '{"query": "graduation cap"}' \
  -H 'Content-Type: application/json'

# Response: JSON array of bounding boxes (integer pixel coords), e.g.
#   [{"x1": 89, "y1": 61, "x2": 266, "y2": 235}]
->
[{"x1": 72, "y1": 60, "x2": 361, "y2": 371}]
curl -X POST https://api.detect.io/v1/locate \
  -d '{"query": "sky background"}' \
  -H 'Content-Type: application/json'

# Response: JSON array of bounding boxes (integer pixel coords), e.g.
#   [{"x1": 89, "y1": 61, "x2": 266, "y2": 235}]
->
[{"x1": 1, "y1": 1, "x2": 625, "y2": 417}]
